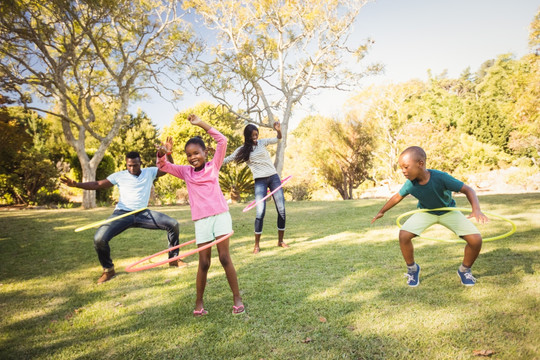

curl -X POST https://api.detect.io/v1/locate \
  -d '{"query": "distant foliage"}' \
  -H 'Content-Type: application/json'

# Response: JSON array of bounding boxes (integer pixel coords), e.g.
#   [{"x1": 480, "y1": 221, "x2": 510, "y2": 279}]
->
[
  {"x1": 70, "y1": 151, "x2": 116, "y2": 204},
  {"x1": 342, "y1": 51, "x2": 539, "y2": 189},
  {"x1": 107, "y1": 110, "x2": 160, "y2": 171},
  {"x1": 0, "y1": 105, "x2": 64, "y2": 205},
  {"x1": 285, "y1": 181, "x2": 313, "y2": 201},
  {"x1": 219, "y1": 164, "x2": 254, "y2": 202},
  {"x1": 295, "y1": 114, "x2": 375, "y2": 200}
]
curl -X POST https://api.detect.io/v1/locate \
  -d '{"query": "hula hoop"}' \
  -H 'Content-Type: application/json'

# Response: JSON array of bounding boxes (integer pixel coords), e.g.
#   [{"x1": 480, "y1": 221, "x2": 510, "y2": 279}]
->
[
  {"x1": 125, "y1": 231, "x2": 234, "y2": 272},
  {"x1": 243, "y1": 175, "x2": 292, "y2": 213},
  {"x1": 74, "y1": 207, "x2": 148, "y2": 232},
  {"x1": 396, "y1": 207, "x2": 516, "y2": 243}
]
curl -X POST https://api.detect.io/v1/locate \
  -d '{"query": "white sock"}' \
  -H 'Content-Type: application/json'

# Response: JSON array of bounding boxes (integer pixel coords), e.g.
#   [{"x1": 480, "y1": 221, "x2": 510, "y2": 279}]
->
[{"x1": 407, "y1": 263, "x2": 418, "y2": 273}]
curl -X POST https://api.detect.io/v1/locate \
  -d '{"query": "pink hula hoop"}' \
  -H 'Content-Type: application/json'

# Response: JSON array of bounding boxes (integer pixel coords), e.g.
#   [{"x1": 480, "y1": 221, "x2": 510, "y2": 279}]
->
[
  {"x1": 242, "y1": 175, "x2": 292, "y2": 213},
  {"x1": 125, "y1": 231, "x2": 234, "y2": 272}
]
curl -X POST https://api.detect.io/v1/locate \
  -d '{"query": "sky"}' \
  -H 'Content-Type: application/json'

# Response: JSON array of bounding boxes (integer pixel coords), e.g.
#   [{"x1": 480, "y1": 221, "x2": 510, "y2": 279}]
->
[{"x1": 131, "y1": 0, "x2": 539, "y2": 131}]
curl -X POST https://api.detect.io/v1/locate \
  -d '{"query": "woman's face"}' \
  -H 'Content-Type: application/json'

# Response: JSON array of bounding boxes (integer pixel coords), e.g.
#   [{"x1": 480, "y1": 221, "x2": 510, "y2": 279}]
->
[{"x1": 251, "y1": 129, "x2": 259, "y2": 145}]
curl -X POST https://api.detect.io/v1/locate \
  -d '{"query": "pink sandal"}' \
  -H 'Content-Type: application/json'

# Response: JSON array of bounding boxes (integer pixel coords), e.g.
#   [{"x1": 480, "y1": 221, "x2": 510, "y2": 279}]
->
[
  {"x1": 193, "y1": 308, "x2": 208, "y2": 317},
  {"x1": 232, "y1": 305, "x2": 245, "y2": 315}
]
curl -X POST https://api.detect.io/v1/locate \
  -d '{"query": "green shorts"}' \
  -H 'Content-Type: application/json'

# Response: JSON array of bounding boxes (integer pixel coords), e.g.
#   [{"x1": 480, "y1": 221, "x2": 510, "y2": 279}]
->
[
  {"x1": 401, "y1": 210, "x2": 480, "y2": 237},
  {"x1": 194, "y1": 211, "x2": 233, "y2": 245}
]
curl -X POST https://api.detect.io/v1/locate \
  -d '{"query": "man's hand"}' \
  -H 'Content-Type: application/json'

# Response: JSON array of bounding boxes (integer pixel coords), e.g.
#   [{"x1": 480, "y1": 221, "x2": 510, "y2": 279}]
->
[
  {"x1": 60, "y1": 175, "x2": 77, "y2": 188},
  {"x1": 273, "y1": 121, "x2": 281, "y2": 132}
]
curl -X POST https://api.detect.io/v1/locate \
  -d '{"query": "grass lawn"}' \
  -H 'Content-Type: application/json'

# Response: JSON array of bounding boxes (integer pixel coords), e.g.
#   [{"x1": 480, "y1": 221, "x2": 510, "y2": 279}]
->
[{"x1": 0, "y1": 193, "x2": 539, "y2": 359}]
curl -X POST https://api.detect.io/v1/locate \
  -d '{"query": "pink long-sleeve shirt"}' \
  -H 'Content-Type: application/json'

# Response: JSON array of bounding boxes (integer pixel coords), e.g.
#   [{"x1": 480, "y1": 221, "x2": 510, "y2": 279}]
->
[{"x1": 157, "y1": 127, "x2": 229, "y2": 221}]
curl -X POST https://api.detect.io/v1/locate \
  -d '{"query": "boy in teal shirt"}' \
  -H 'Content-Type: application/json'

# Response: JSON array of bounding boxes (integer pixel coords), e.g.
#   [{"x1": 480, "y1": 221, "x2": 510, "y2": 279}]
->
[{"x1": 372, "y1": 146, "x2": 488, "y2": 287}]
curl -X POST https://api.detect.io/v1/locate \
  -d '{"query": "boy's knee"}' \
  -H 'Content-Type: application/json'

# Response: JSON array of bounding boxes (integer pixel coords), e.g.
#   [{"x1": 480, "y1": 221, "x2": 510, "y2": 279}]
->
[
  {"x1": 399, "y1": 230, "x2": 415, "y2": 243},
  {"x1": 464, "y1": 234, "x2": 482, "y2": 249}
]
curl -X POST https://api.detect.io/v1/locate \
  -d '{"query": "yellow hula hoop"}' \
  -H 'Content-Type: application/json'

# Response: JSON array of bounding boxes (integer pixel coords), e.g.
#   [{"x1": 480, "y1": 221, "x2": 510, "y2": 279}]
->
[
  {"x1": 74, "y1": 207, "x2": 148, "y2": 232},
  {"x1": 395, "y1": 207, "x2": 516, "y2": 243}
]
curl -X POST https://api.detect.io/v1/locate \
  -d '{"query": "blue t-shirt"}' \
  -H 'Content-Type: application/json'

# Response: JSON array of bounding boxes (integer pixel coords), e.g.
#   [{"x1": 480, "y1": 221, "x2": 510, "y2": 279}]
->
[
  {"x1": 107, "y1": 167, "x2": 158, "y2": 211},
  {"x1": 398, "y1": 169, "x2": 464, "y2": 215}
]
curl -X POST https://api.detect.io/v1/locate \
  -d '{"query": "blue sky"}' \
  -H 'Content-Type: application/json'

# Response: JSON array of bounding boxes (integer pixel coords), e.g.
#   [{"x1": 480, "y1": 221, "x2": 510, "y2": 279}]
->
[{"x1": 132, "y1": 0, "x2": 539, "y2": 130}]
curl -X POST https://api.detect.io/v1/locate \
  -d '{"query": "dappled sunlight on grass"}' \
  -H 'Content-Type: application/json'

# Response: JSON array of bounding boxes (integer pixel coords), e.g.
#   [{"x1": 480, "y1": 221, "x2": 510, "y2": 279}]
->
[{"x1": 0, "y1": 194, "x2": 539, "y2": 359}]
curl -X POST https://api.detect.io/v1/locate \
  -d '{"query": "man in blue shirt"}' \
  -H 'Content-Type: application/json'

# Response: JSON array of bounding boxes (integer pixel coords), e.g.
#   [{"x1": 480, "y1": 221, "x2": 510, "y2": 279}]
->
[
  {"x1": 371, "y1": 146, "x2": 488, "y2": 287},
  {"x1": 61, "y1": 151, "x2": 184, "y2": 284}
]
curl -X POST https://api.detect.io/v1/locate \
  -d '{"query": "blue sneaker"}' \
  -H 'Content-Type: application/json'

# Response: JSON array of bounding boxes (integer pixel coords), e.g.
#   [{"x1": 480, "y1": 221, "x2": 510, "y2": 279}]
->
[
  {"x1": 404, "y1": 264, "x2": 420, "y2": 287},
  {"x1": 457, "y1": 269, "x2": 476, "y2": 286}
]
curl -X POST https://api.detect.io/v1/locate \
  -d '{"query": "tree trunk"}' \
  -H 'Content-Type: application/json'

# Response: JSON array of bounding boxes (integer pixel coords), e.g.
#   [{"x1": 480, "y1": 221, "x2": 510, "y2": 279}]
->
[
  {"x1": 81, "y1": 160, "x2": 97, "y2": 209},
  {"x1": 274, "y1": 121, "x2": 288, "y2": 176}
]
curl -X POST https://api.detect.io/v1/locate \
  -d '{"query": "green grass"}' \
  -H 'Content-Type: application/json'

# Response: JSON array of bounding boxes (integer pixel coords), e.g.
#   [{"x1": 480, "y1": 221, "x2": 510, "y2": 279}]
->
[{"x1": 1, "y1": 193, "x2": 539, "y2": 359}]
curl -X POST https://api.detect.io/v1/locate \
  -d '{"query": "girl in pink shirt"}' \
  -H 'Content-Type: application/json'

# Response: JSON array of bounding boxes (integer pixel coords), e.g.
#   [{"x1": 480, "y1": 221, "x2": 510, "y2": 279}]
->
[{"x1": 157, "y1": 114, "x2": 244, "y2": 316}]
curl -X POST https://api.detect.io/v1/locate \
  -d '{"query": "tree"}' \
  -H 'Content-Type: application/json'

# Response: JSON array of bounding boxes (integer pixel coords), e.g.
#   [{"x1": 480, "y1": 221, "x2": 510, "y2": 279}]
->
[
  {"x1": 295, "y1": 114, "x2": 374, "y2": 200},
  {"x1": 107, "y1": 110, "x2": 160, "y2": 171},
  {"x1": 346, "y1": 81, "x2": 426, "y2": 184},
  {"x1": 184, "y1": 0, "x2": 379, "y2": 175},
  {"x1": 0, "y1": 0, "x2": 194, "y2": 208},
  {"x1": 0, "y1": 104, "x2": 61, "y2": 204}
]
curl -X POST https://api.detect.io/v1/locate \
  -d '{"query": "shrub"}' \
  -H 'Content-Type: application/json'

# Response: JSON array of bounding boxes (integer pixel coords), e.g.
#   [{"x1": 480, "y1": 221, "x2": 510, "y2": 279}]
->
[
  {"x1": 286, "y1": 180, "x2": 313, "y2": 201},
  {"x1": 219, "y1": 165, "x2": 254, "y2": 202},
  {"x1": 35, "y1": 188, "x2": 69, "y2": 205}
]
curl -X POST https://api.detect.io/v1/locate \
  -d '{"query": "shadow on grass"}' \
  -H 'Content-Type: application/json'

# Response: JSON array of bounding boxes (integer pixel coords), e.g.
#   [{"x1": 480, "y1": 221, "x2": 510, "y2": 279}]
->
[{"x1": 1, "y1": 194, "x2": 539, "y2": 359}]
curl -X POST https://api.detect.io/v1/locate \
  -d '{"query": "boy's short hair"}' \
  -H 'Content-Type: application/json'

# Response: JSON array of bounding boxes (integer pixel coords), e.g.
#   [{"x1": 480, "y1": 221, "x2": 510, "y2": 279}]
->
[
  {"x1": 126, "y1": 151, "x2": 141, "y2": 160},
  {"x1": 401, "y1": 146, "x2": 426, "y2": 162}
]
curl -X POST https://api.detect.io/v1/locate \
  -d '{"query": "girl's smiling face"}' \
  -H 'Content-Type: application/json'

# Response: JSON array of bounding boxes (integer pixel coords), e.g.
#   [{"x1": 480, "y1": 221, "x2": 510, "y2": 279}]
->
[{"x1": 185, "y1": 143, "x2": 207, "y2": 171}]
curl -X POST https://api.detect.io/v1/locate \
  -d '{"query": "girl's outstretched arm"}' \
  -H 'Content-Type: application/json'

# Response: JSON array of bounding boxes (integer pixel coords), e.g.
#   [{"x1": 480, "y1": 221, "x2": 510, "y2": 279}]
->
[{"x1": 188, "y1": 114, "x2": 211, "y2": 131}]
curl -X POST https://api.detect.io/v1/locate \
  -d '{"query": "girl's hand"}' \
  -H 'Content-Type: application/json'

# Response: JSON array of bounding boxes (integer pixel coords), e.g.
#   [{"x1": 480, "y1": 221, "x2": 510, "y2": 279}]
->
[
  {"x1": 155, "y1": 136, "x2": 173, "y2": 156},
  {"x1": 188, "y1": 114, "x2": 202, "y2": 126},
  {"x1": 273, "y1": 121, "x2": 281, "y2": 132}
]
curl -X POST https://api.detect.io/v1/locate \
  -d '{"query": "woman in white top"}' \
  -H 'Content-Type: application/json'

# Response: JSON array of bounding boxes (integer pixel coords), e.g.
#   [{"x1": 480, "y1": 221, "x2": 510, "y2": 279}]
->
[{"x1": 224, "y1": 122, "x2": 288, "y2": 254}]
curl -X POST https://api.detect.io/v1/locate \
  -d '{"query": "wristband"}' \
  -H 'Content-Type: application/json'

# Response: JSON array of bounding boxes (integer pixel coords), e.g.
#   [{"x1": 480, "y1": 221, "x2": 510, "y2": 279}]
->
[{"x1": 166, "y1": 152, "x2": 172, "y2": 155}]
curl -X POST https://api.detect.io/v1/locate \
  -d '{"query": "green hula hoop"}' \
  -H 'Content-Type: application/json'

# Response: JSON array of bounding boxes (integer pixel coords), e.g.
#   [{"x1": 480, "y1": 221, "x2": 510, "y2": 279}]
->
[{"x1": 395, "y1": 207, "x2": 516, "y2": 243}]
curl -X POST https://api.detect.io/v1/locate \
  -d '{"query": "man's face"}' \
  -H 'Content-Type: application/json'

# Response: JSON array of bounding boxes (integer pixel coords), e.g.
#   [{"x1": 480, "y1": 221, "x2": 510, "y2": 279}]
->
[{"x1": 126, "y1": 157, "x2": 142, "y2": 176}]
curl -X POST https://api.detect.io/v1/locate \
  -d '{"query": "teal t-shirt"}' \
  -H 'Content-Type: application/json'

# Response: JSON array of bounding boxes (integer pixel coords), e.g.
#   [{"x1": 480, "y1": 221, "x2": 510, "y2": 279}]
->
[
  {"x1": 398, "y1": 169, "x2": 464, "y2": 215},
  {"x1": 107, "y1": 167, "x2": 158, "y2": 211}
]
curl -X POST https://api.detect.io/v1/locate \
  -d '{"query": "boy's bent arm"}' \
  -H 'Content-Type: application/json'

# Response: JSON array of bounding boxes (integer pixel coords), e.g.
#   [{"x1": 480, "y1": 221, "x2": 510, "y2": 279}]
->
[
  {"x1": 371, "y1": 192, "x2": 405, "y2": 223},
  {"x1": 460, "y1": 184, "x2": 489, "y2": 223}
]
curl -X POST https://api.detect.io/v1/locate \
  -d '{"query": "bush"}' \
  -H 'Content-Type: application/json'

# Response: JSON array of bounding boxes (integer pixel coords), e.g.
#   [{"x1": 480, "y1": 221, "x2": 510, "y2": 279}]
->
[
  {"x1": 154, "y1": 175, "x2": 185, "y2": 205},
  {"x1": 286, "y1": 180, "x2": 313, "y2": 201},
  {"x1": 35, "y1": 188, "x2": 69, "y2": 205},
  {"x1": 219, "y1": 165, "x2": 254, "y2": 202}
]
